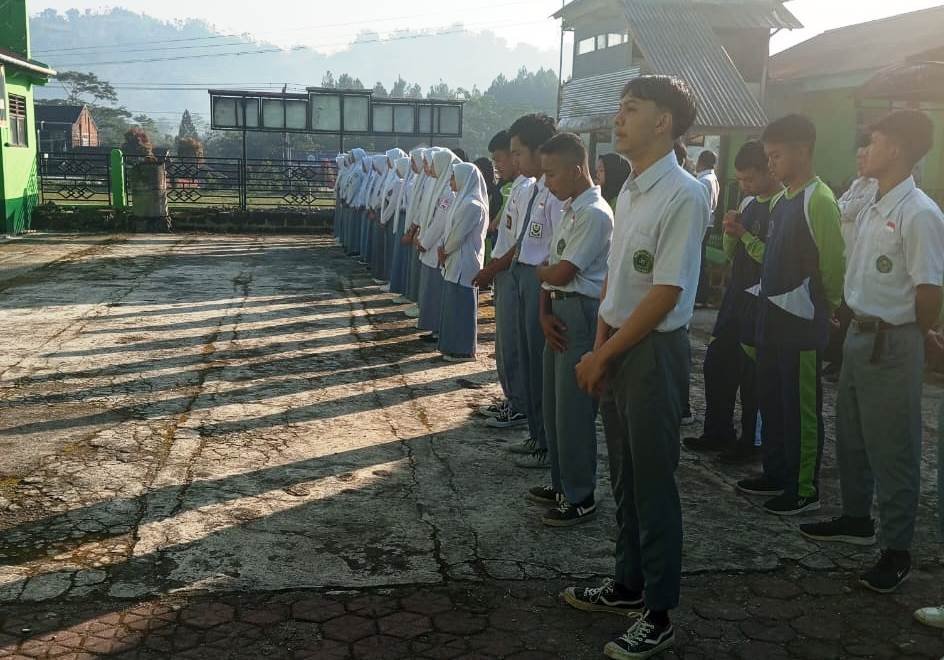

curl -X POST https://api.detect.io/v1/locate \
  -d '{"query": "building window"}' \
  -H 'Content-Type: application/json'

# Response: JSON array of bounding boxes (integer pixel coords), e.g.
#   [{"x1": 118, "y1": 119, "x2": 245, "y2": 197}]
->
[
  {"x1": 9, "y1": 94, "x2": 27, "y2": 147},
  {"x1": 595, "y1": 35, "x2": 607, "y2": 50},
  {"x1": 606, "y1": 33, "x2": 624, "y2": 48},
  {"x1": 577, "y1": 37, "x2": 596, "y2": 55}
]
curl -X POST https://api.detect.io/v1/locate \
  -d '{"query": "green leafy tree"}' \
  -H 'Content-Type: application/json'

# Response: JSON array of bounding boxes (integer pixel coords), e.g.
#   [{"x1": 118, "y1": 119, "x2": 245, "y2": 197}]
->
[
  {"x1": 405, "y1": 83, "x2": 423, "y2": 99},
  {"x1": 427, "y1": 81, "x2": 454, "y2": 100},
  {"x1": 372, "y1": 82, "x2": 388, "y2": 97},
  {"x1": 177, "y1": 110, "x2": 199, "y2": 141},
  {"x1": 390, "y1": 76, "x2": 409, "y2": 98},
  {"x1": 56, "y1": 71, "x2": 118, "y2": 104},
  {"x1": 321, "y1": 71, "x2": 337, "y2": 88},
  {"x1": 336, "y1": 74, "x2": 364, "y2": 90}
]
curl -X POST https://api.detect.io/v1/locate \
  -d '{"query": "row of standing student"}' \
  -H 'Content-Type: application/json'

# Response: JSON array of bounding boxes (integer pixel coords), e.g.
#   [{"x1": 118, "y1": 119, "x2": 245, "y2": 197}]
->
[{"x1": 332, "y1": 147, "x2": 489, "y2": 363}]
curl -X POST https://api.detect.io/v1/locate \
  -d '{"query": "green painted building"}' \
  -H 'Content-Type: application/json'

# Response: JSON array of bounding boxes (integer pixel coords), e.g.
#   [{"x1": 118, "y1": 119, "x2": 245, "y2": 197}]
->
[
  {"x1": 768, "y1": 6, "x2": 944, "y2": 205},
  {"x1": 1, "y1": 0, "x2": 55, "y2": 236}
]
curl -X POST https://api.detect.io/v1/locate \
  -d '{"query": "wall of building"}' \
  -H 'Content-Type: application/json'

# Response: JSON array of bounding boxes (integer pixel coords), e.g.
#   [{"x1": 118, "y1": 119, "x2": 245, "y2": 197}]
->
[
  {"x1": 73, "y1": 108, "x2": 99, "y2": 148},
  {"x1": 0, "y1": 71, "x2": 40, "y2": 234},
  {"x1": 571, "y1": 14, "x2": 633, "y2": 80}
]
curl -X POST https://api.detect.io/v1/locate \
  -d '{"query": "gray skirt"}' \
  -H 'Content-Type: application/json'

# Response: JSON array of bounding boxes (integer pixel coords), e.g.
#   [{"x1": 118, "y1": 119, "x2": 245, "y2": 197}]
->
[
  {"x1": 418, "y1": 264, "x2": 444, "y2": 333},
  {"x1": 438, "y1": 280, "x2": 478, "y2": 356},
  {"x1": 408, "y1": 246, "x2": 423, "y2": 302}
]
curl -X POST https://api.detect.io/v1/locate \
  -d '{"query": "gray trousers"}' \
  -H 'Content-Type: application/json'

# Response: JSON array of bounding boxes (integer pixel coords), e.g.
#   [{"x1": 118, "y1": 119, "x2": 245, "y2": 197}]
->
[
  {"x1": 543, "y1": 295, "x2": 599, "y2": 504},
  {"x1": 601, "y1": 328, "x2": 687, "y2": 612},
  {"x1": 511, "y1": 264, "x2": 546, "y2": 450},
  {"x1": 495, "y1": 270, "x2": 527, "y2": 414},
  {"x1": 837, "y1": 323, "x2": 924, "y2": 550}
]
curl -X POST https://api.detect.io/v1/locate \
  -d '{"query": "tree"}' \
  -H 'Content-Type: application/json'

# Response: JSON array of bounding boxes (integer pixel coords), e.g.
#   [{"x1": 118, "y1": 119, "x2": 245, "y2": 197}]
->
[
  {"x1": 390, "y1": 76, "x2": 409, "y2": 98},
  {"x1": 176, "y1": 136, "x2": 205, "y2": 160},
  {"x1": 372, "y1": 82, "x2": 388, "y2": 97},
  {"x1": 122, "y1": 127, "x2": 154, "y2": 158},
  {"x1": 177, "y1": 110, "x2": 199, "y2": 141},
  {"x1": 336, "y1": 74, "x2": 364, "y2": 90},
  {"x1": 321, "y1": 71, "x2": 336, "y2": 88},
  {"x1": 427, "y1": 81, "x2": 454, "y2": 100},
  {"x1": 56, "y1": 71, "x2": 118, "y2": 105}
]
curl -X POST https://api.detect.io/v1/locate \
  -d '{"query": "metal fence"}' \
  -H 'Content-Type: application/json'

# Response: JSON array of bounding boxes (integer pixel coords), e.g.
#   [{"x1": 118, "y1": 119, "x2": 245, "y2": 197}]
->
[
  {"x1": 123, "y1": 155, "x2": 338, "y2": 211},
  {"x1": 38, "y1": 153, "x2": 112, "y2": 206}
]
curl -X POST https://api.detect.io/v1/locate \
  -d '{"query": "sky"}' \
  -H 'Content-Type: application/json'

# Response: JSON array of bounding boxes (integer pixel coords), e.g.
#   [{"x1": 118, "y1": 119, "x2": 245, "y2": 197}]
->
[{"x1": 32, "y1": 0, "x2": 944, "y2": 58}]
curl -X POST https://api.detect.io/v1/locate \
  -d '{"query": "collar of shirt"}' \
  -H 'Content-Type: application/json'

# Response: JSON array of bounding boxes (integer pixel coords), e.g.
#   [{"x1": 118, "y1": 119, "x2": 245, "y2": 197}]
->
[
  {"x1": 625, "y1": 150, "x2": 679, "y2": 195},
  {"x1": 872, "y1": 176, "x2": 916, "y2": 217},
  {"x1": 563, "y1": 185, "x2": 601, "y2": 215},
  {"x1": 697, "y1": 169, "x2": 715, "y2": 179}
]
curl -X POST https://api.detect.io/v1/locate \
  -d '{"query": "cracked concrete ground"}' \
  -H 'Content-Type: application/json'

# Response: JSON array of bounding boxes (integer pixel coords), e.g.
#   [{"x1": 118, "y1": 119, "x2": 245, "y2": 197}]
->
[{"x1": 0, "y1": 233, "x2": 943, "y2": 659}]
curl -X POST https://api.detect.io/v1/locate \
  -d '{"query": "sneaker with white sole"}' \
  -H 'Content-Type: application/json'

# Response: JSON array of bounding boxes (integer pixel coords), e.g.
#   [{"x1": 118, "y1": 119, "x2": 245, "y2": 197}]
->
[
  {"x1": 914, "y1": 605, "x2": 944, "y2": 630},
  {"x1": 486, "y1": 407, "x2": 528, "y2": 429},
  {"x1": 507, "y1": 438, "x2": 537, "y2": 455},
  {"x1": 764, "y1": 493, "x2": 820, "y2": 516},
  {"x1": 404, "y1": 305, "x2": 420, "y2": 318},
  {"x1": 442, "y1": 353, "x2": 475, "y2": 363},
  {"x1": 478, "y1": 401, "x2": 508, "y2": 419},
  {"x1": 860, "y1": 549, "x2": 911, "y2": 594},
  {"x1": 543, "y1": 497, "x2": 597, "y2": 527},
  {"x1": 527, "y1": 485, "x2": 561, "y2": 505},
  {"x1": 514, "y1": 450, "x2": 549, "y2": 469},
  {"x1": 604, "y1": 610, "x2": 674, "y2": 659},
  {"x1": 562, "y1": 578, "x2": 643, "y2": 616}
]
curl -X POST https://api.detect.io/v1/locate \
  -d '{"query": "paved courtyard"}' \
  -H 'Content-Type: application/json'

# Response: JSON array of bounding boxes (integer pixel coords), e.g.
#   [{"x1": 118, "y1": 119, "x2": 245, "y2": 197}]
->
[{"x1": 0, "y1": 233, "x2": 943, "y2": 659}]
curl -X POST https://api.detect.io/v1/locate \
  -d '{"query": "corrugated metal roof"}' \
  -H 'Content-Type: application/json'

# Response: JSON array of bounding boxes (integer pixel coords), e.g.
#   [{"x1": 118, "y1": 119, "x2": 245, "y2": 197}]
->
[
  {"x1": 559, "y1": 67, "x2": 641, "y2": 133},
  {"x1": 621, "y1": 0, "x2": 768, "y2": 132},
  {"x1": 555, "y1": 0, "x2": 801, "y2": 29}
]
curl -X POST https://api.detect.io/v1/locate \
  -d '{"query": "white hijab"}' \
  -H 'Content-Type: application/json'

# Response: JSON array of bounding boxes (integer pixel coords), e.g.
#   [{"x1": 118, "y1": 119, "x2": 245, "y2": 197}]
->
[
  {"x1": 418, "y1": 148, "x2": 458, "y2": 233},
  {"x1": 404, "y1": 148, "x2": 428, "y2": 227},
  {"x1": 379, "y1": 148, "x2": 406, "y2": 218},
  {"x1": 443, "y1": 162, "x2": 488, "y2": 240}
]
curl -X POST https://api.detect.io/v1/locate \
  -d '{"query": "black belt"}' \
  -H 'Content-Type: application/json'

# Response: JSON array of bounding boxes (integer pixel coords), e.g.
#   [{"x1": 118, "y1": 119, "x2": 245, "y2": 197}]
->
[
  {"x1": 550, "y1": 290, "x2": 585, "y2": 300},
  {"x1": 853, "y1": 317, "x2": 907, "y2": 364}
]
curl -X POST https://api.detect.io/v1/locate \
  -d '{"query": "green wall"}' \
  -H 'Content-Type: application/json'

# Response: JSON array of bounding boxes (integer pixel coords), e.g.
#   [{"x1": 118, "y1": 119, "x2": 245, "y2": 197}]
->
[{"x1": 0, "y1": 70, "x2": 40, "y2": 235}]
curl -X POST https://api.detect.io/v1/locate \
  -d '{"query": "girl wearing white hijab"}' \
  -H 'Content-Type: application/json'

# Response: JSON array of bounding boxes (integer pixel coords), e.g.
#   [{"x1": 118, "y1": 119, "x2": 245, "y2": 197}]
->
[
  {"x1": 417, "y1": 148, "x2": 460, "y2": 338},
  {"x1": 437, "y1": 162, "x2": 489, "y2": 361},
  {"x1": 387, "y1": 155, "x2": 413, "y2": 296},
  {"x1": 350, "y1": 152, "x2": 373, "y2": 257},
  {"x1": 363, "y1": 154, "x2": 387, "y2": 267},
  {"x1": 343, "y1": 149, "x2": 368, "y2": 255},
  {"x1": 397, "y1": 148, "x2": 428, "y2": 306},
  {"x1": 333, "y1": 154, "x2": 346, "y2": 244},
  {"x1": 376, "y1": 148, "x2": 406, "y2": 283},
  {"x1": 404, "y1": 148, "x2": 439, "y2": 315}
]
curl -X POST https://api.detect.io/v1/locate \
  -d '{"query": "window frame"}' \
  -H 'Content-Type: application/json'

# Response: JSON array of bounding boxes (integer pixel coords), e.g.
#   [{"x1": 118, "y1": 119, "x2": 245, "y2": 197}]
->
[{"x1": 8, "y1": 94, "x2": 28, "y2": 148}]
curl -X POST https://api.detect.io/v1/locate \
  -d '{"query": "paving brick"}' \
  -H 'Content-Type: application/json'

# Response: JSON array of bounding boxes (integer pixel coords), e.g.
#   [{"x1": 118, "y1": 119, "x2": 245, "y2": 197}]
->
[
  {"x1": 377, "y1": 612, "x2": 433, "y2": 639},
  {"x1": 321, "y1": 614, "x2": 376, "y2": 643},
  {"x1": 432, "y1": 611, "x2": 488, "y2": 636},
  {"x1": 791, "y1": 614, "x2": 842, "y2": 640},
  {"x1": 292, "y1": 597, "x2": 346, "y2": 623},
  {"x1": 180, "y1": 602, "x2": 236, "y2": 629},
  {"x1": 400, "y1": 592, "x2": 454, "y2": 616},
  {"x1": 351, "y1": 634, "x2": 409, "y2": 659}
]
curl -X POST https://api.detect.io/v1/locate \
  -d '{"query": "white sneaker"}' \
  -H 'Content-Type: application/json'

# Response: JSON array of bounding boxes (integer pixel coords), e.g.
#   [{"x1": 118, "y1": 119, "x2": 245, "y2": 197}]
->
[
  {"x1": 915, "y1": 606, "x2": 944, "y2": 630},
  {"x1": 404, "y1": 305, "x2": 420, "y2": 318}
]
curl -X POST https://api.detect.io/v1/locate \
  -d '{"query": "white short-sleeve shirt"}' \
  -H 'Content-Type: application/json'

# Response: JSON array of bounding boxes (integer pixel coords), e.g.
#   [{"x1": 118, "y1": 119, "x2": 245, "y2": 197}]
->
[
  {"x1": 599, "y1": 150, "x2": 711, "y2": 332},
  {"x1": 492, "y1": 175, "x2": 535, "y2": 259},
  {"x1": 844, "y1": 176, "x2": 944, "y2": 325},
  {"x1": 518, "y1": 176, "x2": 567, "y2": 267},
  {"x1": 542, "y1": 185, "x2": 613, "y2": 299}
]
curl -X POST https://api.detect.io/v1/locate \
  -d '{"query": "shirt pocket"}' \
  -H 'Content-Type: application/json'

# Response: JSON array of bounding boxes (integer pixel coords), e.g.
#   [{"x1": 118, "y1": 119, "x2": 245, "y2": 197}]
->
[
  {"x1": 872, "y1": 224, "x2": 903, "y2": 277},
  {"x1": 623, "y1": 227, "x2": 658, "y2": 283}
]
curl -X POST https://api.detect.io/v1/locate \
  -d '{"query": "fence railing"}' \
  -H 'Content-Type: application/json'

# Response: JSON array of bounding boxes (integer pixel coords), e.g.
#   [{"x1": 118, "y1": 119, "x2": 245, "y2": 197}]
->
[
  {"x1": 39, "y1": 153, "x2": 112, "y2": 206},
  {"x1": 39, "y1": 151, "x2": 339, "y2": 213}
]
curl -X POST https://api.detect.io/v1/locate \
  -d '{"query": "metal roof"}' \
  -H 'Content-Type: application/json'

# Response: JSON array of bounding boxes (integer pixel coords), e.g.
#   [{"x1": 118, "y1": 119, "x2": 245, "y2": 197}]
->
[
  {"x1": 35, "y1": 104, "x2": 86, "y2": 125},
  {"x1": 0, "y1": 47, "x2": 56, "y2": 78},
  {"x1": 555, "y1": 0, "x2": 801, "y2": 30},
  {"x1": 621, "y1": 1, "x2": 768, "y2": 132},
  {"x1": 559, "y1": 67, "x2": 641, "y2": 133}
]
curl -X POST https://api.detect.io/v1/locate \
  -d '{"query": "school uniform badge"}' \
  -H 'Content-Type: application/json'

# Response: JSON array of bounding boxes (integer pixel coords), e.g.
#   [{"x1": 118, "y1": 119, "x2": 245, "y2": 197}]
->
[
  {"x1": 557, "y1": 239, "x2": 566, "y2": 256},
  {"x1": 633, "y1": 249, "x2": 654, "y2": 274},
  {"x1": 876, "y1": 255, "x2": 893, "y2": 273},
  {"x1": 529, "y1": 222, "x2": 543, "y2": 238}
]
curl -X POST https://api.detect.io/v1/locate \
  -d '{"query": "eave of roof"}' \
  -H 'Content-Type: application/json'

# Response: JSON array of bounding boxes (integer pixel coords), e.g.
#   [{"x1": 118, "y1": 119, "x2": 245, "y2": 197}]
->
[{"x1": 0, "y1": 48, "x2": 56, "y2": 79}]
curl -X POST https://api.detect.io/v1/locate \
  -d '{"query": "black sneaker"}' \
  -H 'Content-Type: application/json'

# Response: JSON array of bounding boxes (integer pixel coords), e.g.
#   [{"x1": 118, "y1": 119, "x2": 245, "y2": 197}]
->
[
  {"x1": 764, "y1": 492, "x2": 821, "y2": 516},
  {"x1": 800, "y1": 516, "x2": 876, "y2": 546},
  {"x1": 514, "y1": 450, "x2": 549, "y2": 470},
  {"x1": 527, "y1": 485, "x2": 561, "y2": 505},
  {"x1": 860, "y1": 550, "x2": 911, "y2": 593},
  {"x1": 487, "y1": 407, "x2": 528, "y2": 429},
  {"x1": 507, "y1": 437, "x2": 537, "y2": 456},
  {"x1": 478, "y1": 401, "x2": 508, "y2": 419},
  {"x1": 683, "y1": 435, "x2": 730, "y2": 452},
  {"x1": 604, "y1": 610, "x2": 674, "y2": 659},
  {"x1": 543, "y1": 497, "x2": 597, "y2": 527},
  {"x1": 419, "y1": 332, "x2": 439, "y2": 343},
  {"x1": 736, "y1": 475, "x2": 783, "y2": 497},
  {"x1": 562, "y1": 579, "x2": 644, "y2": 617}
]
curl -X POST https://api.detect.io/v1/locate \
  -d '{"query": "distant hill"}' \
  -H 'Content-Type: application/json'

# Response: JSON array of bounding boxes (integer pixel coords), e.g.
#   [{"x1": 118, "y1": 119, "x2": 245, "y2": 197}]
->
[{"x1": 30, "y1": 8, "x2": 560, "y2": 120}]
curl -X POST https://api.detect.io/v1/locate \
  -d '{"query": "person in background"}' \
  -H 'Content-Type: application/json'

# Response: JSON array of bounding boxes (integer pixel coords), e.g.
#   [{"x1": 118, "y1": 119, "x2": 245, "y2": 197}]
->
[
  {"x1": 437, "y1": 162, "x2": 489, "y2": 362},
  {"x1": 453, "y1": 147, "x2": 469, "y2": 162},
  {"x1": 674, "y1": 140, "x2": 693, "y2": 174},
  {"x1": 694, "y1": 150, "x2": 719, "y2": 308},
  {"x1": 475, "y1": 131, "x2": 535, "y2": 432},
  {"x1": 800, "y1": 110, "x2": 944, "y2": 594},
  {"x1": 531, "y1": 132, "x2": 613, "y2": 527},
  {"x1": 684, "y1": 140, "x2": 781, "y2": 464},
  {"x1": 823, "y1": 135, "x2": 879, "y2": 381},
  {"x1": 474, "y1": 157, "x2": 505, "y2": 229},
  {"x1": 595, "y1": 153, "x2": 632, "y2": 211},
  {"x1": 386, "y1": 156, "x2": 413, "y2": 298},
  {"x1": 737, "y1": 114, "x2": 845, "y2": 516},
  {"x1": 564, "y1": 75, "x2": 706, "y2": 660}
]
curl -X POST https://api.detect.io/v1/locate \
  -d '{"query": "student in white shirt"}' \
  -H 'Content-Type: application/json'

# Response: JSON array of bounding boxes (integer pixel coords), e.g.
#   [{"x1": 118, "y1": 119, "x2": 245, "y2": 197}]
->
[
  {"x1": 505, "y1": 113, "x2": 564, "y2": 469},
  {"x1": 564, "y1": 75, "x2": 706, "y2": 660},
  {"x1": 386, "y1": 156, "x2": 413, "y2": 297},
  {"x1": 528, "y1": 132, "x2": 613, "y2": 528},
  {"x1": 417, "y1": 149, "x2": 459, "y2": 339},
  {"x1": 399, "y1": 148, "x2": 430, "y2": 307},
  {"x1": 696, "y1": 150, "x2": 720, "y2": 213},
  {"x1": 800, "y1": 110, "x2": 944, "y2": 594},
  {"x1": 437, "y1": 162, "x2": 489, "y2": 362}
]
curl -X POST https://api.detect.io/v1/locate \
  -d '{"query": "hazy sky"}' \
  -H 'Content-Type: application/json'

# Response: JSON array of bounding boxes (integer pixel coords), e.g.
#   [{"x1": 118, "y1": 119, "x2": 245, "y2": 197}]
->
[{"x1": 33, "y1": 0, "x2": 944, "y2": 56}]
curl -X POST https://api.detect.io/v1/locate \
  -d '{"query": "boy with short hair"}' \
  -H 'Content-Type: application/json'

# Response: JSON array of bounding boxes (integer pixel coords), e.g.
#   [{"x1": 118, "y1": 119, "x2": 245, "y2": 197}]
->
[
  {"x1": 737, "y1": 114, "x2": 845, "y2": 516},
  {"x1": 530, "y1": 132, "x2": 613, "y2": 527},
  {"x1": 564, "y1": 75, "x2": 707, "y2": 659},
  {"x1": 801, "y1": 110, "x2": 944, "y2": 594}
]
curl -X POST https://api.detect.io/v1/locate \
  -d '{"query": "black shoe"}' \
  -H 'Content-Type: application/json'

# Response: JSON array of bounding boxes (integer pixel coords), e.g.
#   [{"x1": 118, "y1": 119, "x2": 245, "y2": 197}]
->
[
  {"x1": 543, "y1": 496, "x2": 597, "y2": 528},
  {"x1": 419, "y1": 332, "x2": 438, "y2": 343},
  {"x1": 860, "y1": 550, "x2": 911, "y2": 593},
  {"x1": 604, "y1": 609, "x2": 675, "y2": 659},
  {"x1": 683, "y1": 435, "x2": 730, "y2": 452},
  {"x1": 800, "y1": 516, "x2": 876, "y2": 546},
  {"x1": 562, "y1": 579, "x2": 644, "y2": 617},
  {"x1": 719, "y1": 443, "x2": 760, "y2": 465},
  {"x1": 527, "y1": 485, "x2": 561, "y2": 505},
  {"x1": 736, "y1": 475, "x2": 784, "y2": 497},
  {"x1": 764, "y1": 492, "x2": 821, "y2": 516}
]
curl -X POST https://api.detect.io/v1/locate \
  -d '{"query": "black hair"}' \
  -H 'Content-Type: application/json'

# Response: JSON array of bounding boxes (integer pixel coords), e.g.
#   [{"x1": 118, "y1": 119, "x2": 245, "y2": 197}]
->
[
  {"x1": 474, "y1": 157, "x2": 504, "y2": 222},
  {"x1": 696, "y1": 150, "x2": 717, "y2": 169},
  {"x1": 539, "y1": 132, "x2": 588, "y2": 166},
  {"x1": 453, "y1": 148, "x2": 468, "y2": 162},
  {"x1": 762, "y1": 114, "x2": 817, "y2": 148},
  {"x1": 734, "y1": 140, "x2": 768, "y2": 172},
  {"x1": 488, "y1": 130, "x2": 511, "y2": 153},
  {"x1": 869, "y1": 109, "x2": 934, "y2": 166},
  {"x1": 621, "y1": 75, "x2": 698, "y2": 140},
  {"x1": 855, "y1": 133, "x2": 871, "y2": 150},
  {"x1": 598, "y1": 153, "x2": 632, "y2": 202},
  {"x1": 508, "y1": 113, "x2": 558, "y2": 151},
  {"x1": 474, "y1": 157, "x2": 497, "y2": 186}
]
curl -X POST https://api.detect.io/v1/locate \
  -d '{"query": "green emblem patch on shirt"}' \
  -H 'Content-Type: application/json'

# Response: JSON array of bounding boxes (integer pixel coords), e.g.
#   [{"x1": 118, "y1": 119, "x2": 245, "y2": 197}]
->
[
  {"x1": 557, "y1": 239, "x2": 566, "y2": 256},
  {"x1": 633, "y1": 249, "x2": 654, "y2": 274},
  {"x1": 876, "y1": 255, "x2": 893, "y2": 274}
]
